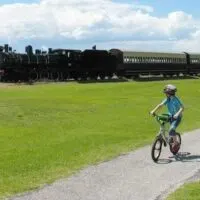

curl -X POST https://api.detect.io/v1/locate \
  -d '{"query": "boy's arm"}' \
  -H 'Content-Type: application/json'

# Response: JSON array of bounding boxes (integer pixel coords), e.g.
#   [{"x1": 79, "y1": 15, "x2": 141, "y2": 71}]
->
[
  {"x1": 150, "y1": 102, "x2": 165, "y2": 115},
  {"x1": 174, "y1": 105, "x2": 184, "y2": 119}
]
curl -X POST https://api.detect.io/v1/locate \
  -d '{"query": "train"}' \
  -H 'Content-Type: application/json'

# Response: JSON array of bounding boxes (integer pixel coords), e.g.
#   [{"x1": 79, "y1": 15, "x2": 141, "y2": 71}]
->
[{"x1": 0, "y1": 44, "x2": 200, "y2": 82}]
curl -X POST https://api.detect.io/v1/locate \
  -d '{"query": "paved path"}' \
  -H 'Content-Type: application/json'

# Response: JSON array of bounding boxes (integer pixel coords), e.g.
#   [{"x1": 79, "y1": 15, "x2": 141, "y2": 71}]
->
[{"x1": 9, "y1": 130, "x2": 200, "y2": 200}]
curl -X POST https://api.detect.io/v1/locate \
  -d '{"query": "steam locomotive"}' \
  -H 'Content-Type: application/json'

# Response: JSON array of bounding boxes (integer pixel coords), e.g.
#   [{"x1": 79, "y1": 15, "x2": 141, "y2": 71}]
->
[{"x1": 0, "y1": 44, "x2": 200, "y2": 82}]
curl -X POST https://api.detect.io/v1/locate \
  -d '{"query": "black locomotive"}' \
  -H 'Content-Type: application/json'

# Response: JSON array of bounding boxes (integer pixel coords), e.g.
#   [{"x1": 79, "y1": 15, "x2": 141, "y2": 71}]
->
[{"x1": 0, "y1": 44, "x2": 200, "y2": 82}]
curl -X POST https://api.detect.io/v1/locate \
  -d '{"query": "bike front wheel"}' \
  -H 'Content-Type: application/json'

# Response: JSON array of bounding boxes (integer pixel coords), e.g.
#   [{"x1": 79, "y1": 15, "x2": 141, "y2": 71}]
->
[
  {"x1": 151, "y1": 136, "x2": 163, "y2": 162},
  {"x1": 169, "y1": 132, "x2": 182, "y2": 155}
]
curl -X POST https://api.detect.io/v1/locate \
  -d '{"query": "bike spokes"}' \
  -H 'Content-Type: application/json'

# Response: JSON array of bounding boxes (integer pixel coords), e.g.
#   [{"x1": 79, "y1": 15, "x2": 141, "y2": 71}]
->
[
  {"x1": 151, "y1": 137, "x2": 163, "y2": 162},
  {"x1": 169, "y1": 133, "x2": 182, "y2": 155}
]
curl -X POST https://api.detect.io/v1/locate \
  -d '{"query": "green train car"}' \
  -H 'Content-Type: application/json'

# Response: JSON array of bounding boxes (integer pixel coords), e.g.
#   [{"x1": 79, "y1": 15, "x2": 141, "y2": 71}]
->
[{"x1": 109, "y1": 49, "x2": 188, "y2": 78}]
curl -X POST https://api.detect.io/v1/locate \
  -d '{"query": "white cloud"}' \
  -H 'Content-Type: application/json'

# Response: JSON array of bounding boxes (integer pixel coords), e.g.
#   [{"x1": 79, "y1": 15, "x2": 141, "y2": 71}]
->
[{"x1": 0, "y1": 0, "x2": 200, "y2": 51}]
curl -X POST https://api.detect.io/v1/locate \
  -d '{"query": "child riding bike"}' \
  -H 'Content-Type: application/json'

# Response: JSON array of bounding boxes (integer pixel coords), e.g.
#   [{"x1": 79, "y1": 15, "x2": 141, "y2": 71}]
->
[{"x1": 150, "y1": 84, "x2": 184, "y2": 149}]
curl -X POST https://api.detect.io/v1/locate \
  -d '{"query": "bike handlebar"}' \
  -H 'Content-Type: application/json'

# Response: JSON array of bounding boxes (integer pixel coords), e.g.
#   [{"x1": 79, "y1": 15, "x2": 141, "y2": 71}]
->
[{"x1": 150, "y1": 113, "x2": 172, "y2": 125}]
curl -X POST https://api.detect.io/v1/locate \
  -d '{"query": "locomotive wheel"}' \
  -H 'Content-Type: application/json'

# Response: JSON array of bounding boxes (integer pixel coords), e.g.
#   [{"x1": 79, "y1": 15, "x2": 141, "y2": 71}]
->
[{"x1": 29, "y1": 71, "x2": 38, "y2": 81}]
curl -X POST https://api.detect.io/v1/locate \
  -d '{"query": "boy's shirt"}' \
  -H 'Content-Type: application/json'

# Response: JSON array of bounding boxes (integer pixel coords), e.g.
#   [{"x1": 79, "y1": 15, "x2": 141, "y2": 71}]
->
[{"x1": 161, "y1": 96, "x2": 183, "y2": 116}]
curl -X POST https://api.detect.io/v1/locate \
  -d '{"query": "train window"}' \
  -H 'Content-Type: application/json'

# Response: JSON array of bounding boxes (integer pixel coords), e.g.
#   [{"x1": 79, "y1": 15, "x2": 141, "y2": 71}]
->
[
  {"x1": 134, "y1": 57, "x2": 137, "y2": 63},
  {"x1": 135, "y1": 57, "x2": 138, "y2": 63},
  {"x1": 124, "y1": 57, "x2": 127, "y2": 63},
  {"x1": 156, "y1": 58, "x2": 159, "y2": 63}
]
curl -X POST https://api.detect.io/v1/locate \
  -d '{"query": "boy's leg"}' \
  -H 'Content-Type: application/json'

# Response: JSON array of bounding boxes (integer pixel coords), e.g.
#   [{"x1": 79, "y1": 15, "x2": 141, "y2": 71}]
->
[{"x1": 169, "y1": 117, "x2": 182, "y2": 143}]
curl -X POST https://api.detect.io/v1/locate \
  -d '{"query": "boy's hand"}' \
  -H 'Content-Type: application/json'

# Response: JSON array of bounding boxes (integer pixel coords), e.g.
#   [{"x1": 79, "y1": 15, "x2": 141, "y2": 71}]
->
[
  {"x1": 150, "y1": 111, "x2": 155, "y2": 116},
  {"x1": 173, "y1": 113, "x2": 179, "y2": 119}
]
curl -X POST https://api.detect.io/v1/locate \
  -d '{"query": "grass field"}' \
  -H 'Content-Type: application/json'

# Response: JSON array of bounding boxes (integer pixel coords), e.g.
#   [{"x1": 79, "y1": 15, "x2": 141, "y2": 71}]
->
[
  {"x1": 167, "y1": 181, "x2": 200, "y2": 200},
  {"x1": 1, "y1": 79, "x2": 200, "y2": 199}
]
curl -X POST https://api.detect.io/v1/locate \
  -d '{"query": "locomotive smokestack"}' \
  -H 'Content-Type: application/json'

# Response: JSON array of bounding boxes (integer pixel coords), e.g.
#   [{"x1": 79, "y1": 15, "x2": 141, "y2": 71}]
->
[
  {"x1": 25, "y1": 45, "x2": 33, "y2": 56},
  {"x1": 4, "y1": 44, "x2": 9, "y2": 52},
  {"x1": 92, "y1": 45, "x2": 96, "y2": 50},
  {"x1": 48, "y1": 48, "x2": 52, "y2": 53}
]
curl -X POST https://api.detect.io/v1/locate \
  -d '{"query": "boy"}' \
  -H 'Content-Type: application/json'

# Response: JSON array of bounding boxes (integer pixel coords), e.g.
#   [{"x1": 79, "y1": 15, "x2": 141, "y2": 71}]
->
[{"x1": 150, "y1": 84, "x2": 184, "y2": 146}]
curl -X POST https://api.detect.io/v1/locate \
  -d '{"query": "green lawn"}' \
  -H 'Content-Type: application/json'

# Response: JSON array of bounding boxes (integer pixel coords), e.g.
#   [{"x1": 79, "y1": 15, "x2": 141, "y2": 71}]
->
[
  {"x1": 167, "y1": 181, "x2": 200, "y2": 200},
  {"x1": 1, "y1": 79, "x2": 200, "y2": 199}
]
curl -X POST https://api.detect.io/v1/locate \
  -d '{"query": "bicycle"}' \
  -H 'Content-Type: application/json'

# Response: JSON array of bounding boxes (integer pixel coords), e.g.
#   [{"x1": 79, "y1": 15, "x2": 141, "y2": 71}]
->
[{"x1": 151, "y1": 113, "x2": 181, "y2": 162}]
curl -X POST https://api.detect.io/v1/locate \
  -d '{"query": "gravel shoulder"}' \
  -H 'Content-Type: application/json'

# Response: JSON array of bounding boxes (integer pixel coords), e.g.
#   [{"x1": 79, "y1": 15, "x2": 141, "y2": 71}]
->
[{"x1": 8, "y1": 129, "x2": 200, "y2": 200}]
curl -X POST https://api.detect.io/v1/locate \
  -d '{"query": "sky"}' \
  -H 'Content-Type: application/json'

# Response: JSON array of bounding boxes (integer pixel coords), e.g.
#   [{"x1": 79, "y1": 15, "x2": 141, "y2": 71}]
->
[{"x1": 1, "y1": 0, "x2": 200, "y2": 53}]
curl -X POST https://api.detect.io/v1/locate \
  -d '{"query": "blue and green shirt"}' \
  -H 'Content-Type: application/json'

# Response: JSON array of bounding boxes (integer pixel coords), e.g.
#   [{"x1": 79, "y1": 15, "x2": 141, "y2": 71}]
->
[{"x1": 162, "y1": 96, "x2": 183, "y2": 116}]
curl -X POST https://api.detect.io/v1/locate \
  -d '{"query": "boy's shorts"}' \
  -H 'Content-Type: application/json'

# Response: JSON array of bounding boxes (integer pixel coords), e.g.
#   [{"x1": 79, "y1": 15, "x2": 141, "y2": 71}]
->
[{"x1": 169, "y1": 116, "x2": 182, "y2": 136}]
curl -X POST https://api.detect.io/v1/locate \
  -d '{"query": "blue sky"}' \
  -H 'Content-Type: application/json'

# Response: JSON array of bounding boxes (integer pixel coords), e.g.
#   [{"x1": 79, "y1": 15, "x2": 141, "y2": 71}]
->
[
  {"x1": 0, "y1": 0, "x2": 200, "y2": 53},
  {"x1": 0, "y1": 0, "x2": 39, "y2": 4},
  {"x1": 114, "y1": 0, "x2": 200, "y2": 17}
]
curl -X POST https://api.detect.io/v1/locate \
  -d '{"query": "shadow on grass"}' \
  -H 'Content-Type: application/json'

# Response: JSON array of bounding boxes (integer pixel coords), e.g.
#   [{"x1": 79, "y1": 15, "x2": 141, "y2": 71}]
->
[
  {"x1": 3, "y1": 75, "x2": 200, "y2": 85},
  {"x1": 77, "y1": 78, "x2": 128, "y2": 84}
]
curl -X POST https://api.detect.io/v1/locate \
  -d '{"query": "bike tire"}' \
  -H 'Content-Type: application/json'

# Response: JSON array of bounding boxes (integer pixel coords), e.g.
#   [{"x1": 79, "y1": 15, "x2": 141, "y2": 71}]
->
[
  {"x1": 151, "y1": 136, "x2": 163, "y2": 162},
  {"x1": 169, "y1": 132, "x2": 182, "y2": 155}
]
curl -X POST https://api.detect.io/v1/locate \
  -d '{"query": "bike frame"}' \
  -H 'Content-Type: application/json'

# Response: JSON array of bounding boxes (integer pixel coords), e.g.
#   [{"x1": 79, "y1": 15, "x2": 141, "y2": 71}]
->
[{"x1": 155, "y1": 114, "x2": 170, "y2": 145}]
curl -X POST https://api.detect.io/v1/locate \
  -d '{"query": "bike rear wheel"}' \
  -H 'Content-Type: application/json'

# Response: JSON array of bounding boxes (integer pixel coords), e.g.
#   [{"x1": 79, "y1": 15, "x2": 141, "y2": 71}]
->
[
  {"x1": 151, "y1": 136, "x2": 163, "y2": 162},
  {"x1": 169, "y1": 132, "x2": 181, "y2": 155}
]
